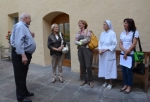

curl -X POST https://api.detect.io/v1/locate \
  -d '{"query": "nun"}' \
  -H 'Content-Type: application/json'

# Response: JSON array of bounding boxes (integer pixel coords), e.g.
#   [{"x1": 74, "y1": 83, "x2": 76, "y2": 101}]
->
[{"x1": 98, "y1": 20, "x2": 117, "y2": 89}]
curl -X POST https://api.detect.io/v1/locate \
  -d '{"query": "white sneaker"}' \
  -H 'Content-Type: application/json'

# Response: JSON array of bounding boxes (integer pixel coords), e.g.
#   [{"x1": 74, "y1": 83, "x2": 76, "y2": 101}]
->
[
  {"x1": 102, "y1": 82, "x2": 108, "y2": 88},
  {"x1": 106, "y1": 84, "x2": 113, "y2": 90}
]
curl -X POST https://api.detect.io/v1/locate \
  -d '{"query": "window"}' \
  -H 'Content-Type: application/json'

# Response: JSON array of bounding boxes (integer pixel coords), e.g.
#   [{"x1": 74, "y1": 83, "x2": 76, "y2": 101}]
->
[
  {"x1": 13, "y1": 17, "x2": 18, "y2": 25},
  {"x1": 8, "y1": 12, "x2": 19, "y2": 30}
]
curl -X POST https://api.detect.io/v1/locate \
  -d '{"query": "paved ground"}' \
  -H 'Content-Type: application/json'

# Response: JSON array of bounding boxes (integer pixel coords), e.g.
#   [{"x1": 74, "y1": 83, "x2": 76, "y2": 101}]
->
[{"x1": 0, "y1": 60, "x2": 150, "y2": 102}]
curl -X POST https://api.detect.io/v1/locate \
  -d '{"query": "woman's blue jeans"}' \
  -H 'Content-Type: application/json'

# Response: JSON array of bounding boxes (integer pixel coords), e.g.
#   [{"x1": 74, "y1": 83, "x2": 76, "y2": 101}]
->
[{"x1": 121, "y1": 54, "x2": 134, "y2": 87}]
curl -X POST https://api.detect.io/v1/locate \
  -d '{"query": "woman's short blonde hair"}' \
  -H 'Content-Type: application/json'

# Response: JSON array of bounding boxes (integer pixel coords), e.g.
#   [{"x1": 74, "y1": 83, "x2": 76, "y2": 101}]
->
[
  {"x1": 51, "y1": 23, "x2": 58, "y2": 32},
  {"x1": 78, "y1": 20, "x2": 88, "y2": 29}
]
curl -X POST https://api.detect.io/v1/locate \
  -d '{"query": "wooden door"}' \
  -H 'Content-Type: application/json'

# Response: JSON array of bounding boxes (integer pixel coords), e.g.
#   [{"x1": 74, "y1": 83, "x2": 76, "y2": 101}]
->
[{"x1": 52, "y1": 13, "x2": 71, "y2": 67}]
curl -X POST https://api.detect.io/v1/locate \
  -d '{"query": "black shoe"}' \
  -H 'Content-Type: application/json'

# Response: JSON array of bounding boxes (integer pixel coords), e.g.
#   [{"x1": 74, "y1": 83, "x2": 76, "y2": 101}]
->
[
  {"x1": 26, "y1": 92, "x2": 34, "y2": 97},
  {"x1": 119, "y1": 88, "x2": 127, "y2": 92},
  {"x1": 18, "y1": 98, "x2": 32, "y2": 102},
  {"x1": 124, "y1": 89, "x2": 132, "y2": 94}
]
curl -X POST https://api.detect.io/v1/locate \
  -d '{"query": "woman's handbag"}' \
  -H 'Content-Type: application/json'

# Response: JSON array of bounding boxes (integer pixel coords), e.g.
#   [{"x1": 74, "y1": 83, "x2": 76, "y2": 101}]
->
[
  {"x1": 133, "y1": 62, "x2": 145, "y2": 74},
  {"x1": 132, "y1": 32, "x2": 144, "y2": 62},
  {"x1": 59, "y1": 32, "x2": 69, "y2": 54},
  {"x1": 86, "y1": 30, "x2": 98, "y2": 50},
  {"x1": 132, "y1": 31, "x2": 145, "y2": 74}
]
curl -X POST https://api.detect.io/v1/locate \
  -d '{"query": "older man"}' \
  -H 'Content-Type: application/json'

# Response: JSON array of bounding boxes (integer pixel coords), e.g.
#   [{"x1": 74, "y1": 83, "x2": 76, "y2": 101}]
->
[{"x1": 10, "y1": 13, "x2": 36, "y2": 102}]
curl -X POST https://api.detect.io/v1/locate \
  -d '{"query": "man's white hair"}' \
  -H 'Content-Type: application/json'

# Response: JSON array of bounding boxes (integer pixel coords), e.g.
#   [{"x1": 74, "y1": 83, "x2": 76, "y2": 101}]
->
[
  {"x1": 20, "y1": 13, "x2": 29, "y2": 20},
  {"x1": 51, "y1": 23, "x2": 58, "y2": 31}
]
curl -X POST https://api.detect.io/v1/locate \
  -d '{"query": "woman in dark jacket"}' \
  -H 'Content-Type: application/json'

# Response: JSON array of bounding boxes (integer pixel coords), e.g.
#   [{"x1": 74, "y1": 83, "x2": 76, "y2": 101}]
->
[{"x1": 47, "y1": 23, "x2": 66, "y2": 83}]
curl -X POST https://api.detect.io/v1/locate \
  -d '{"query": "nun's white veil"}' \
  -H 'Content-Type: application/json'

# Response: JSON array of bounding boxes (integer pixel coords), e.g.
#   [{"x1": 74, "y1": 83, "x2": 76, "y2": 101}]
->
[{"x1": 105, "y1": 20, "x2": 113, "y2": 31}]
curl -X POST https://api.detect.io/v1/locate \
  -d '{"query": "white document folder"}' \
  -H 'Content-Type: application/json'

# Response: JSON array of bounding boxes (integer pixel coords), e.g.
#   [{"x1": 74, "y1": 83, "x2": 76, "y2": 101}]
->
[{"x1": 120, "y1": 55, "x2": 132, "y2": 68}]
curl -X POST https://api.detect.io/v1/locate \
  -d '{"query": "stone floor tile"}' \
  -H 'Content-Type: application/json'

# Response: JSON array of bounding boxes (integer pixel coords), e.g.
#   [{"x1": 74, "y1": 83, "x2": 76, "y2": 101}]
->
[
  {"x1": 0, "y1": 60, "x2": 150, "y2": 102},
  {"x1": 26, "y1": 81, "x2": 45, "y2": 92},
  {"x1": 4, "y1": 91, "x2": 16, "y2": 100},
  {"x1": 103, "y1": 88, "x2": 125, "y2": 99},
  {"x1": 146, "y1": 95, "x2": 150, "y2": 102},
  {"x1": 73, "y1": 87, "x2": 100, "y2": 102},
  {"x1": 124, "y1": 92, "x2": 147, "y2": 101},
  {"x1": 47, "y1": 90, "x2": 75, "y2": 102},
  {"x1": 30, "y1": 94, "x2": 49, "y2": 102},
  {"x1": 73, "y1": 93, "x2": 98, "y2": 102},
  {"x1": 102, "y1": 97, "x2": 123, "y2": 102},
  {"x1": 34, "y1": 86, "x2": 59, "y2": 97},
  {"x1": 0, "y1": 98, "x2": 17, "y2": 102},
  {"x1": 46, "y1": 81, "x2": 66, "y2": 89},
  {"x1": 69, "y1": 78, "x2": 81, "y2": 85},
  {"x1": 27, "y1": 73, "x2": 41, "y2": 81},
  {"x1": 33, "y1": 73, "x2": 52, "y2": 84},
  {"x1": 61, "y1": 84, "x2": 80, "y2": 93}
]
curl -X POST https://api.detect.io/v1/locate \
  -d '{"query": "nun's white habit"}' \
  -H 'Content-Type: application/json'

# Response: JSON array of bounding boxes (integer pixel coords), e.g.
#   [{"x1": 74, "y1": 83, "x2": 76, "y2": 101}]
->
[{"x1": 98, "y1": 20, "x2": 117, "y2": 79}]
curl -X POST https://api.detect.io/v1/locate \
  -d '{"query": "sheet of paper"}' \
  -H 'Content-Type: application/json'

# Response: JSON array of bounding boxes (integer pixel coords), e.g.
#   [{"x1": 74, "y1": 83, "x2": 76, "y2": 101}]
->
[{"x1": 120, "y1": 55, "x2": 132, "y2": 68}]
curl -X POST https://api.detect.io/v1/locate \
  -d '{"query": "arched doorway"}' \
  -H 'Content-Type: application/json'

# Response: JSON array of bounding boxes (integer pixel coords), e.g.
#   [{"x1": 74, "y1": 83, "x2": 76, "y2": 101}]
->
[
  {"x1": 43, "y1": 12, "x2": 71, "y2": 67},
  {"x1": 52, "y1": 14, "x2": 71, "y2": 67}
]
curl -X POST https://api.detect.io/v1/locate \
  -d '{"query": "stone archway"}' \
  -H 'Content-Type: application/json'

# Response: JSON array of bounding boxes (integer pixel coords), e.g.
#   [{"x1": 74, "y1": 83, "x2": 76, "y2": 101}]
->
[{"x1": 42, "y1": 11, "x2": 70, "y2": 66}]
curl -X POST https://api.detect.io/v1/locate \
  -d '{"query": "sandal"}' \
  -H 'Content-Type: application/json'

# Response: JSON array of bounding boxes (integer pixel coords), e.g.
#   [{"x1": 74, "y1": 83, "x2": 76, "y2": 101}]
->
[
  {"x1": 52, "y1": 77, "x2": 56, "y2": 83},
  {"x1": 58, "y1": 76, "x2": 63, "y2": 83}
]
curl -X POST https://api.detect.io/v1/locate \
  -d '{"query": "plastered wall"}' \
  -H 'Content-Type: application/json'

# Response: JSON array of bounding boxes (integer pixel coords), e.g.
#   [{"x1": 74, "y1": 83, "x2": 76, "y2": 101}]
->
[{"x1": 0, "y1": 0, "x2": 150, "y2": 72}]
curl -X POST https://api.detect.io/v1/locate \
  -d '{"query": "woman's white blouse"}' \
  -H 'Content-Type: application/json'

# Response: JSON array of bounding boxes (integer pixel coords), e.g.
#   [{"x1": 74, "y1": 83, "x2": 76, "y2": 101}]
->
[
  {"x1": 120, "y1": 30, "x2": 139, "y2": 54},
  {"x1": 55, "y1": 35, "x2": 59, "y2": 40}
]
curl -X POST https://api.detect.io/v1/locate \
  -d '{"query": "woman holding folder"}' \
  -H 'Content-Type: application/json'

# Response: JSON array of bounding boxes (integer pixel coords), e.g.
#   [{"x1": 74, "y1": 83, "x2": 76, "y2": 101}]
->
[{"x1": 119, "y1": 18, "x2": 139, "y2": 94}]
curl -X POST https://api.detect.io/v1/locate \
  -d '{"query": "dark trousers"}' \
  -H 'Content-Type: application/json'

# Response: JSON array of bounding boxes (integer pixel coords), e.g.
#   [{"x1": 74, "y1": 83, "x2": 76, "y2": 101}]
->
[
  {"x1": 12, "y1": 47, "x2": 32, "y2": 100},
  {"x1": 121, "y1": 66, "x2": 133, "y2": 86},
  {"x1": 121, "y1": 54, "x2": 134, "y2": 87},
  {"x1": 78, "y1": 47, "x2": 93, "y2": 82}
]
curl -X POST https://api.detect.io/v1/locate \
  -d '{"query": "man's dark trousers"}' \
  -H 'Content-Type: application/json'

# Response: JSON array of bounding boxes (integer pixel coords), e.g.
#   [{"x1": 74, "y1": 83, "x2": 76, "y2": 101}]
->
[{"x1": 12, "y1": 47, "x2": 32, "y2": 101}]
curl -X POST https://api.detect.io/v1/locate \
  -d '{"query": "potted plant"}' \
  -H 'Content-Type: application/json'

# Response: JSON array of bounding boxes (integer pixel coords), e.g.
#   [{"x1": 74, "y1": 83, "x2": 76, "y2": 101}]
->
[
  {"x1": 6, "y1": 31, "x2": 12, "y2": 51},
  {"x1": 6, "y1": 31, "x2": 11, "y2": 43}
]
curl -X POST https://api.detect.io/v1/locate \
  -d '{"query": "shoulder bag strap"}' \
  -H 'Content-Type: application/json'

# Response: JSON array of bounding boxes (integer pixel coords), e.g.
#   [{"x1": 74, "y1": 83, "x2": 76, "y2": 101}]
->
[
  {"x1": 59, "y1": 32, "x2": 63, "y2": 45},
  {"x1": 132, "y1": 31, "x2": 142, "y2": 52},
  {"x1": 138, "y1": 37, "x2": 142, "y2": 52},
  {"x1": 86, "y1": 29, "x2": 93, "y2": 37}
]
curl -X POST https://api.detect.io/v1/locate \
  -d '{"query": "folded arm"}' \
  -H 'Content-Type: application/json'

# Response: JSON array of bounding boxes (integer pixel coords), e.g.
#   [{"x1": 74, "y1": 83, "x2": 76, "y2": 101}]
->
[
  {"x1": 108, "y1": 33, "x2": 117, "y2": 52},
  {"x1": 75, "y1": 30, "x2": 91, "y2": 45},
  {"x1": 47, "y1": 36, "x2": 58, "y2": 51}
]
